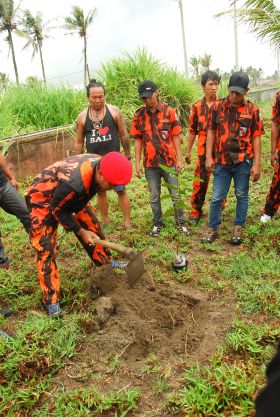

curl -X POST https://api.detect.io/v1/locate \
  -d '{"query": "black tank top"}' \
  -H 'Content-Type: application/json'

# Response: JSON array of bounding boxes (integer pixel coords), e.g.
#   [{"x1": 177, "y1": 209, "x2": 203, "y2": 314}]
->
[{"x1": 84, "y1": 105, "x2": 120, "y2": 155}]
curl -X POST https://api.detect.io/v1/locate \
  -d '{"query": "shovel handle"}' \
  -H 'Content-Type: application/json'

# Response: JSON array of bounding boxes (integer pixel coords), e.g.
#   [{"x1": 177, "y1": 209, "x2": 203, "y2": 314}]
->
[{"x1": 92, "y1": 238, "x2": 133, "y2": 258}]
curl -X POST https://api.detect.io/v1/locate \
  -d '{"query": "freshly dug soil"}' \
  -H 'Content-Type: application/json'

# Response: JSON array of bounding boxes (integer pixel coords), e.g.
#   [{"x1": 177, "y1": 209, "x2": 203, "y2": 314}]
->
[
  {"x1": 85, "y1": 264, "x2": 211, "y2": 362},
  {"x1": 33, "y1": 265, "x2": 232, "y2": 416}
]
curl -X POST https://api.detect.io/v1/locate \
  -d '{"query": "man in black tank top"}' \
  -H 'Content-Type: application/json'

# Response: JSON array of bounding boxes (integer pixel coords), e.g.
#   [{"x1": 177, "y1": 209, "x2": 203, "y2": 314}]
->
[{"x1": 75, "y1": 80, "x2": 132, "y2": 229}]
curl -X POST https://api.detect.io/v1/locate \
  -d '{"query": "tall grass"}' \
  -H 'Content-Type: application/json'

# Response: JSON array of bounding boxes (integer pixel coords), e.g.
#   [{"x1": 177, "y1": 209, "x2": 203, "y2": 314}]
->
[
  {"x1": 0, "y1": 84, "x2": 87, "y2": 139},
  {"x1": 0, "y1": 49, "x2": 199, "y2": 139},
  {"x1": 98, "y1": 48, "x2": 200, "y2": 126}
]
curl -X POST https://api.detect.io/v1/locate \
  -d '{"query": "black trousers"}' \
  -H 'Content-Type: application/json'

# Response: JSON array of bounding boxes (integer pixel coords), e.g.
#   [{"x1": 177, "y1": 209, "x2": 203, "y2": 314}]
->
[{"x1": 0, "y1": 182, "x2": 31, "y2": 264}]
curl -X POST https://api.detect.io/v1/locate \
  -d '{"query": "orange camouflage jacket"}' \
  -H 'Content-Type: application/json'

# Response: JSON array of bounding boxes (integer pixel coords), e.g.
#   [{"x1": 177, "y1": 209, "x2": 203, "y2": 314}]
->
[
  {"x1": 130, "y1": 101, "x2": 182, "y2": 167},
  {"x1": 272, "y1": 91, "x2": 280, "y2": 151},
  {"x1": 25, "y1": 154, "x2": 101, "y2": 232},
  {"x1": 189, "y1": 97, "x2": 216, "y2": 157},
  {"x1": 210, "y1": 97, "x2": 264, "y2": 165}
]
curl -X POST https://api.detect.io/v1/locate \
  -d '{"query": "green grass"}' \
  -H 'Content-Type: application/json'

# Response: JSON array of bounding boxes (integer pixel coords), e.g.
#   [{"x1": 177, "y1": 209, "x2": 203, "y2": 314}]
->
[
  {"x1": 0, "y1": 84, "x2": 87, "y2": 139},
  {"x1": 169, "y1": 322, "x2": 279, "y2": 417},
  {"x1": 0, "y1": 48, "x2": 199, "y2": 140},
  {"x1": 96, "y1": 48, "x2": 200, "y2": 127},
  {"x1": 31, "y1": 387, "x2": 140, "y2": 417},
  {"x1": 0, "y1": 95, "x2": 279, "y2": 416}
]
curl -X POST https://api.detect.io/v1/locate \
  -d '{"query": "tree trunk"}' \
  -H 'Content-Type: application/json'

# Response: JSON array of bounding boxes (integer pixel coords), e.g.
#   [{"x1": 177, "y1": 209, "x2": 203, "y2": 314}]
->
[
  {"x1": 8, "y1": 28, "x2": 19, "y2": 85},
  {"x1": 83, "y1": 35, "x2": 87, "y2": 88},
  {"x1": 38, "y1": 42, "x2": 46, "y2": 85}
]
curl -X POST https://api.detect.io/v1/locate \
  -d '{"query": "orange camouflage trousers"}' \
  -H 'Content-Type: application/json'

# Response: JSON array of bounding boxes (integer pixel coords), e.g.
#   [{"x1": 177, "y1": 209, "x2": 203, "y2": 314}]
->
[
  {"x1": 190, "y1": 156, "x2": 226, "y2": 218},
  {"x1": 30, "y1": 204, "x2": 111, "y2": 304},
  {"x1": 263, "y1": 159, "x2": 280, "y2": 217}
]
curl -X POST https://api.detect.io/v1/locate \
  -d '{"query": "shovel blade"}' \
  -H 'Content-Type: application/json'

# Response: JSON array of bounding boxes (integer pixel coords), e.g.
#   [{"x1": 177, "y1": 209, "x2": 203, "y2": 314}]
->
[{"x1": 125, "y1": 252, "x2": 145, "y2": 286}]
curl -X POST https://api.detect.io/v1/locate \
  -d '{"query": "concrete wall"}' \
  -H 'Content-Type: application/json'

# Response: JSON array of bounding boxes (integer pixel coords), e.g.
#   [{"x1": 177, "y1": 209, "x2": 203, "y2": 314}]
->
[
  {"x1": 247, "y1": 87, "x2": 279, "y2": 103},
  {"x1": 1, "y1": 125, "x2": 76, "y2": 180}
]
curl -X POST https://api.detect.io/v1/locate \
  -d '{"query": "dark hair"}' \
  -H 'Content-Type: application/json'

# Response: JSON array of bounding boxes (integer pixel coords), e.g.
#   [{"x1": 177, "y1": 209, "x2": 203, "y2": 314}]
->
[
  {"x1": 201, "y1": 71, "x2": 221, "y2": 86},
  {"x1": 86, "y1": 79, "x2": 106, "y2": 97}
]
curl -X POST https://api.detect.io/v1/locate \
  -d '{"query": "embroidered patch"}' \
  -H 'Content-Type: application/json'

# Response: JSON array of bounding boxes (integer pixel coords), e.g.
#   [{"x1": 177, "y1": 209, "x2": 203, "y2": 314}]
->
[{"x1": 239, "y1": 127, "x2": 248, "y2": 137}]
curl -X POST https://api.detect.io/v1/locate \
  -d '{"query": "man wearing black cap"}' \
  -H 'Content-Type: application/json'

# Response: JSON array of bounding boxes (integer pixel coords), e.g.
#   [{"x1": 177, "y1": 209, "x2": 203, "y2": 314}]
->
[
  {"x1": 130, "y1": 80, "x2": 189, "y2": 237},
  {"x1": 201, "y1": 71, "x2": 264, "y2": 244}
]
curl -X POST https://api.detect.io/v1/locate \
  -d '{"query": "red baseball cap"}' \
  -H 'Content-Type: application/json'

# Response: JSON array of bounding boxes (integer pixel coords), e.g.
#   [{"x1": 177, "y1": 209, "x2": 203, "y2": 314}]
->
[{"x1": 100, "y1": 152, "x2": 133, "y2": 186}]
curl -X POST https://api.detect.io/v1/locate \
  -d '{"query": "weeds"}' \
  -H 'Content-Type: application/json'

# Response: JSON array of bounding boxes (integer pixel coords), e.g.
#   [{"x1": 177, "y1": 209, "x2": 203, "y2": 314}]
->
[
  {"x1": 0, "y1": 90, "x2": 278, "y2": 416},
  {"x1": 31, "y1": 387, "x2": 140, "y2": 416},
  {"x1": 170, "y1": 322, "x2": 279, "y2": 417}
]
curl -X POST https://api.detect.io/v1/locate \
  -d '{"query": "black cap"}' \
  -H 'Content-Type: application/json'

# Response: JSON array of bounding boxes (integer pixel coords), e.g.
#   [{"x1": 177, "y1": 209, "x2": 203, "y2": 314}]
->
[
  {"x1": 228, "y1": 71, "x2": 249, "y2": 94},
  {"x1": 138, "y1": 80, "x2": 157, "y2": 98}
]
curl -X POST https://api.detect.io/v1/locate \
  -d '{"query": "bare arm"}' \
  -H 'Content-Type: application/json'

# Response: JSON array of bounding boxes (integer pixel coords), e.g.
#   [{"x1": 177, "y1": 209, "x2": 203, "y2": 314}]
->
[
  {"x1": 0, "y1": 153, "x2": 19, "y2": 190},
  {"x1": 205, "y1": 130, "x2": 216, "y2": 172},
  {"x1": 185, "y1": 132, "x2": 196, "y2": 164},
  {"x1": 172, "y1": 135, "x2": 184, "y2": 172},
  {"x1": 74, "y1": 112, "x2": 86, "y2": 155},
  {"x1": 112, "y1": 106, "x2": 131, "y2": 158},
  {"x1": 271, "y1": 121, "x2": 280, "y2": 166},
  {"x1": 251, "y1": 135, "x2": 261, "y2": 182},
  {"x1": 134, "y1": 139, "x2": 143, "y2": 178}
]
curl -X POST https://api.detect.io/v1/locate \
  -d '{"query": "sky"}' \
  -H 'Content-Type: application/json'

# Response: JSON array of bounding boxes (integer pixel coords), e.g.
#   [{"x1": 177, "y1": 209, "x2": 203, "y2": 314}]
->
[{"x1": 0, "y1": 0, "x2": 279, "y2": 86}]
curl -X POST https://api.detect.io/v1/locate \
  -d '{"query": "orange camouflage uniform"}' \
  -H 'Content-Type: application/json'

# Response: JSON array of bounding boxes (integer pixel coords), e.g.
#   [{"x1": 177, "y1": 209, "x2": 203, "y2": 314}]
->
[
  {"x1": 188, "y1": 97, "x2": 225, "y2": 217},
  {"x1": 130, "y1": 101, "x2": 182, "y2": 167},
  {"x1": 263, "y1": 92, "x2": 280, "y2": 217},
  {"x1": 211, "y1": 97, "x2": 264, "y2": 165},
  {"x1": 25, "y1": 154, "x2": 111, "y2": 305}
]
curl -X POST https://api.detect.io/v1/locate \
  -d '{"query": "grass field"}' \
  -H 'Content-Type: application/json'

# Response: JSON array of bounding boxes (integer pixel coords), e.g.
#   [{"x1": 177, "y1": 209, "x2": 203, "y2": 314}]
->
[{"x1": 0, "y1": 99, "x2": 279, "y2": 417}]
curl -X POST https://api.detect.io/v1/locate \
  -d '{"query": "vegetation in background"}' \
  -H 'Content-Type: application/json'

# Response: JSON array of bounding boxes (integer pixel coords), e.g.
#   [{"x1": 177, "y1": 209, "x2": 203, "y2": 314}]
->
[
  {"x1": 64, "y1": 5, "x2": 96, "y2": 88},
  {"x1": 0, "y1": 83, "x2": 87, "y2": 138},
  {"x1": 0, "y1": 48, "x2": 199, "y2": 139},
  {"x1": 97, "y1": 48, "x2": 200, "y2": 126},
  {"x1": 189, "y1": 53, "x2": 212, "y2": 81},
  {"x1": 0, "y1": 99, "x2": 279, "y2": 416},
  {"x1": 21, "y1": 10, "x2": 54, "y2": 85},
  {"x1": 237, "y1": 0, "x2": 280, "y2": 49},
  {"x1": 0, "y1": 0, "x2": 21, "y2": 84}
]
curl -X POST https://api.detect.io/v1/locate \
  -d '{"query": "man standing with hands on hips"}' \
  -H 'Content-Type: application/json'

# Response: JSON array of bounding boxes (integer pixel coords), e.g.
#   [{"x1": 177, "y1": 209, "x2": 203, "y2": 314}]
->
[{"x1": 201, "y1": 71, "x2": 264, "y2": 245}]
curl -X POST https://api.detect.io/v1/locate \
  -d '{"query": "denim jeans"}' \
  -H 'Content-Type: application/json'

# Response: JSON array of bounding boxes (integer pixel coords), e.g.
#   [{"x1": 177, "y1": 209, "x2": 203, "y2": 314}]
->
[
  {"x1": 209, "y1": 160, "x2": 253, "y2": 229},
  {"x1": 145, "y1": 166, "x2": 185, "y2": 226},
  {"x1": 0, "y1": 181, "x2": 31, "y2": 263}
]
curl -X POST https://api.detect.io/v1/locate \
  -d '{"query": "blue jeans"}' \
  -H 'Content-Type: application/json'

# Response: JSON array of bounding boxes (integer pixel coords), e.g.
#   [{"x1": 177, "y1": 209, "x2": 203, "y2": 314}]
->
[
  {"x1": 145, "y1": 166, "x2": 185, "y2": 226},
  {"x1": 209, "y1": 160, "x2": 253, "y2": 229}
]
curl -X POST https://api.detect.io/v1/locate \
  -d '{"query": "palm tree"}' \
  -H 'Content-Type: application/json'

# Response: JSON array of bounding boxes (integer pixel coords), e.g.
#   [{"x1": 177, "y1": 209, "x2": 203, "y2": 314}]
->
[
  {"x1": 64, "y1": 5, "x2": 96, "y2": 87},
  {"x1": 189, "y1": 56, "x2": 201, "y2": 81},
  {"x1": 200, "y1": 53, "x2": 212, "y2": 71},
  {"x1": 0, "y1": 0, "x2": 21, "y2": 84},
  {"x1": 237, "y1": 0, "x2": 280, "y2": 48},
  {"x1": 21, "y1": 10, "x2": 53, "y2": 85},
  {"x1": 216, "y1": 0, "x2": 280, "y2": 49}
]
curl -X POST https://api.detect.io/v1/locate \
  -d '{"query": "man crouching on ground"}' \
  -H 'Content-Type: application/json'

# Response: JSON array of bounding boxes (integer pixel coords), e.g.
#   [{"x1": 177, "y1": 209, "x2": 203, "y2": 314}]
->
[{"x1": 25, "y1": 152, "x2": 132, "y2": 317}]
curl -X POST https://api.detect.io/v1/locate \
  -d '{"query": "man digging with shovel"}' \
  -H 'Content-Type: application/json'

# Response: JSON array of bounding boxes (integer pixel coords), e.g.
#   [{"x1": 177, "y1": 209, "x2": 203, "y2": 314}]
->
[{"x1": 25, "y1": 152, "x2": 133, "y2": 317}]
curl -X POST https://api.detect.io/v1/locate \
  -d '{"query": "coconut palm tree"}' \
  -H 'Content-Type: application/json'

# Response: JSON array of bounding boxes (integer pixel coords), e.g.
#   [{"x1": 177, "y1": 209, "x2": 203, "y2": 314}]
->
[
  {"x1": 64, "y1": 5, "x2": 96, "y2": 87},
  {"x1": 189, "y1": 55, "x2": 201, "y2": 81},
  {"x1": 21, "y1": 10, "x2": 53, "y2": 85},
  {"x1": 237, "y1": 0, "x2": 280, "y2": 47},
  {"x1": 200, "y1": 53, "x2": 212, "y2": 71},
  {"x1": 217, "y1": 0, "x2": 280, "y2": 48},
  {"x1": 0, "y1": 0, "x2": 21, "y2": 84}
]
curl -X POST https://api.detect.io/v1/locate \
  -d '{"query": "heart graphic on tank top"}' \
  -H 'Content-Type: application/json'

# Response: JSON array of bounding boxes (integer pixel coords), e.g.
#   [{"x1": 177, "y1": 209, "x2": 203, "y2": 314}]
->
[{"x1": 99, "y1": 127, "x2": 109, "y2": 135}]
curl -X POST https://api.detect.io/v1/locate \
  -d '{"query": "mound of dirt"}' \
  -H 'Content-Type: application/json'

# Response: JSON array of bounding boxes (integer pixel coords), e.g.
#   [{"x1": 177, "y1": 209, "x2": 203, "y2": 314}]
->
[
  {"x1": 80, "y1": 264, "x2": 231, "y2": 364},
  {"x1": 46, "y1": 265, "x2": 233, "y2": 416}
]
